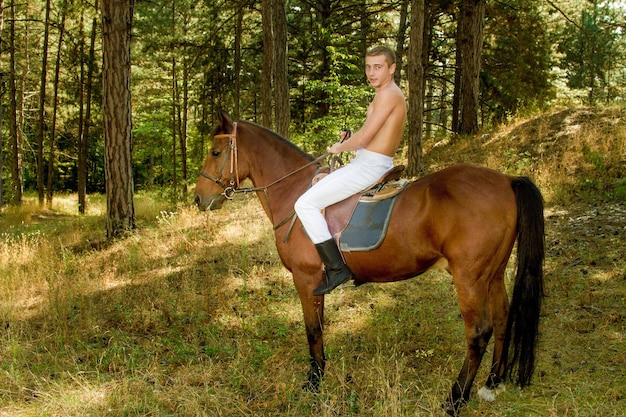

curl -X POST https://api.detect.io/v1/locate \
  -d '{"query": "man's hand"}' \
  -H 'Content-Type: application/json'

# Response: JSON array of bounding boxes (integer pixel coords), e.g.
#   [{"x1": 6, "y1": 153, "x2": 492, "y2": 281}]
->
[
  {"x1": 328, "y1": 129, "x2": 352, "y2": 154},
  {"x1": 328, "y1": 142, "x2": 343, "y2": 154}
]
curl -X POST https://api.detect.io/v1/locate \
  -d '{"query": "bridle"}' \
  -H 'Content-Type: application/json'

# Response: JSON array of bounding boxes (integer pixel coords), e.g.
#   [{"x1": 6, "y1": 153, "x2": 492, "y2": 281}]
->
[
  {"x1": 198, "y1": 122, "x2": 241, "y2": 200},
  {"x1": 200, "y1": 122, "x2": 330, "y2": 234}
]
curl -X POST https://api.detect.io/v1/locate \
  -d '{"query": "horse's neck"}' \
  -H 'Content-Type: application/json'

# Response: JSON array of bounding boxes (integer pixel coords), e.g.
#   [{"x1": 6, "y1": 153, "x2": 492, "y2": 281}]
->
[{"x1": 246, "y1": 133, "x2": 314, "y2": 222}]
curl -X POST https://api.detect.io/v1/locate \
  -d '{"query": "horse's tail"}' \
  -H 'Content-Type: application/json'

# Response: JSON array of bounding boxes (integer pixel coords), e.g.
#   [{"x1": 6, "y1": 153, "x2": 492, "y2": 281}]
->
[{"x1": 503, "y1": 176, "x2": 545, "y2": 388}]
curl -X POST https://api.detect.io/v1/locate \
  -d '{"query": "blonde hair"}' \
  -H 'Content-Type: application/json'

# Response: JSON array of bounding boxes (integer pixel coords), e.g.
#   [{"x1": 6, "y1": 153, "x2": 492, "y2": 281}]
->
[{"x1": 366, "y1": 45, "x2": 396, "y2": 66}]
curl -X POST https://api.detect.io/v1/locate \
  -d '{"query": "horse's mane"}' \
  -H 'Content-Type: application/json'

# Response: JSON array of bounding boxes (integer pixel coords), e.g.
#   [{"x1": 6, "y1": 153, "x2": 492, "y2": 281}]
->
[{"x1": 239, "y1": 121, "x2": 315, "y2": 163}]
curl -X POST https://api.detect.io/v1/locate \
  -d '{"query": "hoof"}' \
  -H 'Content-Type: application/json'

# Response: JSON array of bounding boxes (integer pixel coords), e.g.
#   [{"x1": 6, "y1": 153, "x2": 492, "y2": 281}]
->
[
  {"x1": 477, "y1": 383, "x2": 506, "y2": 402},
  {"x1": 302, "y1": 379, "x2": 320, "y2": 393},
  {"x1": 303, "y1": 360, "x2": 324, "y2": 393}
]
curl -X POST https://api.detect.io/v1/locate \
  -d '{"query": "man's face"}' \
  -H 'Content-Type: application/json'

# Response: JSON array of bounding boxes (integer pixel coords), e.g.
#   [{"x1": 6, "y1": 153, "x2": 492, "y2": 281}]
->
[{"x1": 365, "y1": 54, "x2": 395, "y2": 89}]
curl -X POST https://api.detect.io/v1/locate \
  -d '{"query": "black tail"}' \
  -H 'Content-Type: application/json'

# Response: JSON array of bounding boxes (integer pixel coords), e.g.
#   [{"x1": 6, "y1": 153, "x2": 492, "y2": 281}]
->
[{"x1": 503, "y1": 177, "x2": 545, "y2": 388}]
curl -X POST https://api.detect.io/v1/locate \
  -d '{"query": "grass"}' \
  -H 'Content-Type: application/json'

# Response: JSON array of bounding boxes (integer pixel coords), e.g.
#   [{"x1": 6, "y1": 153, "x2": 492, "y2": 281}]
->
[{"x1": 0, "y1": 105, "x2": 625, "y2": 416}]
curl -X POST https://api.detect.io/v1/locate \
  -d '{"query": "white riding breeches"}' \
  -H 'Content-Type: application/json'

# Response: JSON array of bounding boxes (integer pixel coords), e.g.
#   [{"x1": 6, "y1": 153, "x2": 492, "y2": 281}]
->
[{"x1": 294, "y1": 149, "x2": 394, "y2": 244}]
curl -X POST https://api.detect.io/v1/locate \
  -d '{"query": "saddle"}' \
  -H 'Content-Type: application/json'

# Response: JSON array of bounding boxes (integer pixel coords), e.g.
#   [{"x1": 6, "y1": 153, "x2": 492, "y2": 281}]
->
[{"x1": 322, "y1": 165, "x2": 409, "y2": 251}]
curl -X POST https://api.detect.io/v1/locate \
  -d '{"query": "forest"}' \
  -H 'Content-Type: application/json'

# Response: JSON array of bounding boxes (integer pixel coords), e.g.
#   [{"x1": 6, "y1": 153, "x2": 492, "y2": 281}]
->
[
  {"x1": 0, "y1": 0, "x2": 625, "y2": 230},
  {"x1": 1, "y1": 1, "x2": 625, "y2": 415}
]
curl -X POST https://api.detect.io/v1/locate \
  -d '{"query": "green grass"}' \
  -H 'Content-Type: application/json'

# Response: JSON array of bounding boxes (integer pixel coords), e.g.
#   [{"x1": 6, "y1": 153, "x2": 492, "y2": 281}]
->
[{"x1": 0, "y1": 106, "x2": 625, "y2": 416}]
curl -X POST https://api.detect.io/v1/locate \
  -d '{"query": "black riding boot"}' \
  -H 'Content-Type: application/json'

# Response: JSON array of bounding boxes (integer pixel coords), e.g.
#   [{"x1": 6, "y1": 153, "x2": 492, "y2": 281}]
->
[{"x1": 313, "y1": 239, "x2": 353, "y2": 295}]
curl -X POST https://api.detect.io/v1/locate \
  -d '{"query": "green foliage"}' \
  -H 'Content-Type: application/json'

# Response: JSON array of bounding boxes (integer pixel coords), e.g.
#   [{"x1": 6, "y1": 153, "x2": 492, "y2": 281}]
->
[
  {"x1": 558, "y1": 0, "x2": 626, "y2": 104},
  {"x1": 291, "y1": 79, "x2": 372, "y2": 155},
  {"x1": 615, "y1": 178, "x2": 626, "y2": 200},
  {"x1": 3, "y1": 0, "x2": 626, "y2": 206},
  {"x1": 481, "y1": 0, "x2": 556, "y2": 124},
  {"x1": 501, "y1": 148, "x2": 532, "y2": 175},
  {"x1": 582, "y1": 142, "x2": 606, "y2": 173}
]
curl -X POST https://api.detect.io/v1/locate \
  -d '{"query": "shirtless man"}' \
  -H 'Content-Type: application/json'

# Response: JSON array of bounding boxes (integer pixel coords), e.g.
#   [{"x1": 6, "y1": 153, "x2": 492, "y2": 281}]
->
[{"x1": 294, "y1": 45, "x2": 407, "y2": 295}]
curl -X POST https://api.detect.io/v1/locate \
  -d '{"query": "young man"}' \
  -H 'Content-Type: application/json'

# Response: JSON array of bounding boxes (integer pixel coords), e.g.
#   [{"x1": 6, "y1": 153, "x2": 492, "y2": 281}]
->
[{"x1": 294, "y1": 45, "x2": 407, "y2": 296}]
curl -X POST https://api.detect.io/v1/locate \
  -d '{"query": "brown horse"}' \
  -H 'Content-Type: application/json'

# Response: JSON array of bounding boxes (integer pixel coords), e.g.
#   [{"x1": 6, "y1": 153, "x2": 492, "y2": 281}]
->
[{"x1": 194, "y1": 111, "x2": 545, "y2": 415}]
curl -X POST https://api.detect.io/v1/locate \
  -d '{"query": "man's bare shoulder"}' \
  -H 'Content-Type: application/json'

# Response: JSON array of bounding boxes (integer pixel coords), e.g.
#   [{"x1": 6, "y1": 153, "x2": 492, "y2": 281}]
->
[{"x1": 374, "y1": 83, "x2": 406, "y2": 105}]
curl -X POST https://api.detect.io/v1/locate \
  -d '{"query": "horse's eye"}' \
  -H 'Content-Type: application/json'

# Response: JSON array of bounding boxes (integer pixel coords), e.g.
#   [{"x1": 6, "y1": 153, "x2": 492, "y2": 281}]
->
[{"x1": 212, "y1": 150, "x2": 221, "y2": 157}]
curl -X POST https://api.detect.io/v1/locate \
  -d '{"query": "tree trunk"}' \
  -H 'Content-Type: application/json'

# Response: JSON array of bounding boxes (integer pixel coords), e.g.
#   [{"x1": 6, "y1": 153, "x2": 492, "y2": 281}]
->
[
  {"x1": 47, "y1": 2, "x2": 67, "y2": 208},
  {"x1": 273, "y1": 0, "x2": 290, "y2": 138},
  {"x1": 102, "y1": 0, "x2": 136, "y2": 238},
  {"x1": 261, "y1": 0, "x2": 273, "y2": 129},
  {"x1": 77, "y1": 10, "x2": 86, "y2": 206},
  {"x1": 180, "y1": 60, "x2": 188, "y2": 195},
  {"x1": 394, "y1": 0, "x2": 409, "y2": 84},
  {"x1": 79, "y1": 0, "x2": 98, "y2": 214},
  {"x1": 234, "y1": 5, "x2": 243, "y2": 120},
  {"x1": 8, "y1": 0, "x2": 22, "y2": 204},
  {"x1": 438, "y1": 66, "x2": 449, "y2": 135},
  {"x1": 458, "y1": 0, "x2": 485, "y2": 135},
  {"x1": 406, "y1": 0, "x2": 425, "y2": 177},
  {"x1": 36, "y1": 0, "x2": 52, "y2": 206},
  {"x1": 316, "y1": 0, "x2": 332, "y2": 118},
  {"x1": 171, "y1": 57, "x2": 178, "y2": 193},
  {"x1": 425, "y1": 79, "x2": 433, "y2": 140},
  {"x1": 451, "y1": 5, "x2": 462, "y2": 133},
  {"x1": 423, "y1": 2, "x2": 435, "y2": 141},
  {"x1": 0, "y1": 0, "x2": 5, "y2": 207},
  {"x1": 170, "y1": 2, "x2": 178, "y2": 194}
]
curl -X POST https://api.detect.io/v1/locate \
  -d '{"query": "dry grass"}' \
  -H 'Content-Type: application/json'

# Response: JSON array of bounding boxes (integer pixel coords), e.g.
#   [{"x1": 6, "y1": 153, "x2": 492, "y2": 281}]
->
[{"x1": 0, "y1": 106, "x2": 624, "y2": 416}]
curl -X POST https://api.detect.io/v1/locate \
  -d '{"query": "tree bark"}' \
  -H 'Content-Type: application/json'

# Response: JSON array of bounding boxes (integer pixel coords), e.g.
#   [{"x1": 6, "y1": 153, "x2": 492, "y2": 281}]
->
[
  {"x1": 79, "y1": 0, "x2": 98, "y2": 214},
  {"x1": 180, "y1": 58, "x2": 188, "y2": 195},
  {"x1": 47, "y1": 2, "x2": 67, "y2": 208},
  {"x1": 394, "y1": 0, "x2": 409, "y2": 84},
  {"x1": 8, "y1": 0, "x2": 22, "y2": 204},
  {"x1": 102, "y1": 0, "x2": 136, "y2": 237},
  {"x1": 458, "y1": 0, "x2": 485, "y2": 135},
  {"x1": 0, "y1": 0, "x2": 5, "y2": 206},
  {"x1": 36, "y1": 0, "x2": 52, "y2": 206},
  {"x1": 171, "y1": 57, "x2": 178, "y2": 193},
  {"x1": 170, "y1": 2, "x2": 178, "y2": 194},
  {"x1": 234, "y1": 5, "x2": 243, "y2": 120},
  {"x1": 406, "y1": 0, "x2": 425, "y2": 177},
  {"x1": 451, "y1": 6, "x2": 461, "y2": 133},
  {"x1": 261, "y1": 0, "x2": 273, "y2": 129},
  {"x1": 273, "y1": 0, "x2": 290, "y2": 138}
]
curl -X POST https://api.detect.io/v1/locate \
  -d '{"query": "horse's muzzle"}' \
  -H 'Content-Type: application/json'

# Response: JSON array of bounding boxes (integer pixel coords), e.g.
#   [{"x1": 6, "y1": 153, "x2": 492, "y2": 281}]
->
[{"x1": 194, "y1": 193, "x2": 225, "y2": 211}]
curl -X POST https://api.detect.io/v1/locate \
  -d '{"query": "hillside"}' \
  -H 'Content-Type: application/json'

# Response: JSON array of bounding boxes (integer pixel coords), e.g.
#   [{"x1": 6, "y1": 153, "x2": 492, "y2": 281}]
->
[{"x1": 425, "y1": 105, "x2": 626, "y2": 205}]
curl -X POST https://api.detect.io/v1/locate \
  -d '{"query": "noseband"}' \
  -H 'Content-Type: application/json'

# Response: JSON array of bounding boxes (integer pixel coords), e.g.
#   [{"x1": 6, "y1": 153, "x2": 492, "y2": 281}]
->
[{"x1": 199, "y1": 122, "x2": 239, "y2": 200}]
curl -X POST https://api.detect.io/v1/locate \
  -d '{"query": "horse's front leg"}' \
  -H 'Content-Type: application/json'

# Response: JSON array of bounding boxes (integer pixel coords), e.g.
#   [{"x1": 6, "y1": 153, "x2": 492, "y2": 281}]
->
[{"x1": 292, "y1": 269, "x2": 326, "y2": 391}]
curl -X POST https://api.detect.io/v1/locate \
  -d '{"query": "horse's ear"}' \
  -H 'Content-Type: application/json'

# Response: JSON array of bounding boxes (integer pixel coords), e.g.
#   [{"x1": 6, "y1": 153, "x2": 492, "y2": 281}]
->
[{"x1": 217, "y1": 110, "x2": 233, "y2": 131}]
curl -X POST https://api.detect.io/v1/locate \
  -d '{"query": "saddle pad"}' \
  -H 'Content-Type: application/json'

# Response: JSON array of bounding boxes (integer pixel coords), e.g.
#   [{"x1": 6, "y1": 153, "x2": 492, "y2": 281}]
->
[{"x1": 338, "y1": 195, "x2": 398, "y2": 252}]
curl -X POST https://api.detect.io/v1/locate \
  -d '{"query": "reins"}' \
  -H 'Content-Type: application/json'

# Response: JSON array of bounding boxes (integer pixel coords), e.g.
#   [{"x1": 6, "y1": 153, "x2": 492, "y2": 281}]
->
[{"x1": 199, "y1": 122, "x2": 330, "y2": 238}]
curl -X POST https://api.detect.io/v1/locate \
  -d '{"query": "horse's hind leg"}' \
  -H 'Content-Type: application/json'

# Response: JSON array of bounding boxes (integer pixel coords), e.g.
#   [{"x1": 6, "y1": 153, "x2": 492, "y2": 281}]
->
[
  {"x1": 478, "y1": 275, "x2": 509, "y2": 401},
  {"x1": 445, "y1": 283, "x2": 493, "y2": 415}
]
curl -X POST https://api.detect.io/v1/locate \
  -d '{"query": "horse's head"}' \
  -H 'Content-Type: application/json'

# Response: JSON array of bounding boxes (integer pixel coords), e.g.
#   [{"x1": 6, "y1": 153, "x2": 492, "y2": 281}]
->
[{"x1": 194, "y1": 111, "x2": 241, "y2": 211}]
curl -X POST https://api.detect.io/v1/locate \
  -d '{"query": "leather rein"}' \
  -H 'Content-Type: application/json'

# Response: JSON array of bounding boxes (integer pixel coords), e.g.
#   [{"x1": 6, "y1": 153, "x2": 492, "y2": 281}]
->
[{"x1": 198, "y1": 122, "x2": 329, "y2": 236}]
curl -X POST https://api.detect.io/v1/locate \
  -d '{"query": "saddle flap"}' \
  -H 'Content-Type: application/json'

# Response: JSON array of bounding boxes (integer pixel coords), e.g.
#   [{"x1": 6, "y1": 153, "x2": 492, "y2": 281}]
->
[
  {"x1": 325, "y1": 194, "x2": 360, "y2": 237},
  {"x1": 324, "y1": 178, "x2": 409, "y2": 245},
  {"x1": 321, "y1": 165, "x2": 408, "y2": 249}
]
